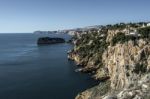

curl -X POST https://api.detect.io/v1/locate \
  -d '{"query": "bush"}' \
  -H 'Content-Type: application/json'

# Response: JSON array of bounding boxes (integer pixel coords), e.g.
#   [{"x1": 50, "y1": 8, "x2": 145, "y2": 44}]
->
[
  {"x1": 111, "y1": 32, "x2": 137, "y2": 46},
  {"x1": 109, "y1": 23, "x2": 126, "y2": 30},
  {"x1": 133, "y1": 63, "x2": 147, "y2": 74},
  {"x1": 138, "y1": 26, "x2": 150, "y2": 39}
]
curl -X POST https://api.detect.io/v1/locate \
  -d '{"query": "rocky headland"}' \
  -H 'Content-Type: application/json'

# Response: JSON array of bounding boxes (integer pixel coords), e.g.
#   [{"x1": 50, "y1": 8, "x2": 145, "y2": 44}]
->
[{"x1": 68, "y1": 22, "x2": 150, "y2": 99}]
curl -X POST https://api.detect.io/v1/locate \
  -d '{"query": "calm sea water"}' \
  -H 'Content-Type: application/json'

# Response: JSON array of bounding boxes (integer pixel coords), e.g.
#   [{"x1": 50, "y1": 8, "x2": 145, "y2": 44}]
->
[{"x1": 0, "y1": 33, "x2": 97, "y2": 99}]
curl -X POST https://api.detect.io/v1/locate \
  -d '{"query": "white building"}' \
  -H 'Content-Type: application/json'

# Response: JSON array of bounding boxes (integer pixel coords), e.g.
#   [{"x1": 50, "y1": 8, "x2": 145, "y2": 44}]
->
[
  {"x1": 126, "y1": 29, "x2": 138, "y2": 36},
  {"x1": 147, "y1": 23, "x2": 150, "y2": 26},
  {"x1": 142, "y1": 24, "x2": 146, "y2": 27},
  {"x1": 68, "y1": 31, "x2": 76, "y2": 36}
]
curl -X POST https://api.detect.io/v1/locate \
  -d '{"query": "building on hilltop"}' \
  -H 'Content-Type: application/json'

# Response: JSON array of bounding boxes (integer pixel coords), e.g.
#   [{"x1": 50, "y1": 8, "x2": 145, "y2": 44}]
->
[{"x1": 147, "y1": 23, "x2": 150, "y2": 26}]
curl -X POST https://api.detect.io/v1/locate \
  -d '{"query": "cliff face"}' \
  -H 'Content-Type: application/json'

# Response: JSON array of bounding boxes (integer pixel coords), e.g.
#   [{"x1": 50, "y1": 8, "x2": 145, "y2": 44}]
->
[
  {"x1": 69, "y1": 24, "x2": 150, "y2": 99},
  {"x1": 68, "y1": 30, "x2": 108, "y2": 73},
  {"x1": 102, "y1": 39, "x2": 150, "y2": 90}
]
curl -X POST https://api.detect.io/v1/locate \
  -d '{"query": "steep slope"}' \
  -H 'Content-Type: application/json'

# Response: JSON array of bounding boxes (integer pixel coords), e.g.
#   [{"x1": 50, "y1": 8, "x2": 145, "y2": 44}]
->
[{"x1": 68, "y1": 23, "x2": 150, "y2": 99}]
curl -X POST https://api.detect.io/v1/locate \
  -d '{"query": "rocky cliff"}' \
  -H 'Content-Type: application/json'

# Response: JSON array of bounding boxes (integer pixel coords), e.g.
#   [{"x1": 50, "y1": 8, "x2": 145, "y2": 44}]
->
[{"x1": 68, "y1": 23, "x2": 150, "y2": 99}]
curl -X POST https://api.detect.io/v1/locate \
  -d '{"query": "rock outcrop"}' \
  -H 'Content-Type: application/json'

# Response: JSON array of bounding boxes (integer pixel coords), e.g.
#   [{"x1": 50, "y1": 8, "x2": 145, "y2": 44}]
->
[
  {"x1": 102, "y1": 40, "x2": 150, "y2": 90},
  {"x1": 37, "y1": 37, "x2": 65, "y2": 45},
  {"x1": 68, "y1": 23, "x2": 150, "y2": 99}
]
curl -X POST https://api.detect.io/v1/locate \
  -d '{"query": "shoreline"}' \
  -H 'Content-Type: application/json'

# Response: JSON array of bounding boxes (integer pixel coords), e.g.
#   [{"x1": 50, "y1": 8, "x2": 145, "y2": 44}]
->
[{"x1": 68, "y1": 22, "x2": 150, "y2": 99}]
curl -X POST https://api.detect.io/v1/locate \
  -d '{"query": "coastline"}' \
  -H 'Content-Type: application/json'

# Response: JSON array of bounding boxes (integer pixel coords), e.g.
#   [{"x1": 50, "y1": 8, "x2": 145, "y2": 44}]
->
[
  {"x1": 68, "y1": 22, "x2": 150, "y2": 99},
  {"x1": 0, "y1": 33, "x2": 99, "y2": 99}
]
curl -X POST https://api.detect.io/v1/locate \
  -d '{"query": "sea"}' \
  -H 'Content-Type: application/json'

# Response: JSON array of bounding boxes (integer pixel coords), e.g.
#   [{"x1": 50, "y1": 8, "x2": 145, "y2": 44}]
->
[{"x1": 0, "y1": 33, "x2": 97, "y2": 99}]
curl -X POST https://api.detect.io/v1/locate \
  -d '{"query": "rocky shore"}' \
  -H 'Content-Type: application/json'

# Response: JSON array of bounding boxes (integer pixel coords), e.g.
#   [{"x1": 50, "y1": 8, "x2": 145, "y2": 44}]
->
[{"x1": 68, "y1": 22, "x2": 150, "y2": 99}]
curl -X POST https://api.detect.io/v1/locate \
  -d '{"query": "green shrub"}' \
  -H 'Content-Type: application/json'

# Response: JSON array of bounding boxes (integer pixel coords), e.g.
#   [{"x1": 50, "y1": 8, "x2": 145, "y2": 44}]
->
[
  {"x1": 133, "y1": 63, "x2": 147, "y2": 74},
  {"x1": 138, "y1": 26, "x2": 150, "y2": 39},
  {"x1": 111, "y1": 32, "x2": 137, "y2": 46}
]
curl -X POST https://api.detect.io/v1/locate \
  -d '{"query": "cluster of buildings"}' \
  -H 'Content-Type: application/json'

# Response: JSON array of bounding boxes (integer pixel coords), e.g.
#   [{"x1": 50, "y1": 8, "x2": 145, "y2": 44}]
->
[
  {"x1": 33, "y1": 22, "x2": 150, "y2": 36},
  {"x1": 126, "y1": 22, "x2": 150, "y2": 36}
]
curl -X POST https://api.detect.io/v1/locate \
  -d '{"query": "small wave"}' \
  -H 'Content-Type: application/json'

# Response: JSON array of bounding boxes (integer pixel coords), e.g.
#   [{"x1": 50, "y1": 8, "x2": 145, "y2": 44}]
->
[{"x1": 0, "y1": 46, "x2": 38, "y2": 64}]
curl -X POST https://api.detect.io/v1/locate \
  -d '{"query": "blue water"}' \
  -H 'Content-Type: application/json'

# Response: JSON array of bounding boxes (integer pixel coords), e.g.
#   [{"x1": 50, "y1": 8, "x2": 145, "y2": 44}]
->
[{"x1": 0, "y1": 33, "x2": 97, "y2": 99}]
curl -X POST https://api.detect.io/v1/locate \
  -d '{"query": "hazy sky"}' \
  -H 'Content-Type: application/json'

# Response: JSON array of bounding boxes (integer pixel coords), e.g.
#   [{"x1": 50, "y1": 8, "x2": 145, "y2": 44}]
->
[{"x1": 0, "y1": 0, "x2": 150, "y2": 33}]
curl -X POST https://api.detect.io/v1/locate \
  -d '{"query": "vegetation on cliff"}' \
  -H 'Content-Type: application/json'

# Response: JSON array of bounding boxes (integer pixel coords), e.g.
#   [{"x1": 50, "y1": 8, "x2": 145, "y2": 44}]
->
[
  {"x1": 138, "y1": 26, "x2": 150, "y2": 39},
  {"x1": 69, "y1": 30, "x2": 108, "y2": 73},
  {"x1": 68, "y1": 22, "x2": 150, "y2": 99},
  {"x1": 111, "y1": 32, "x2": 137, "y2": 46}
]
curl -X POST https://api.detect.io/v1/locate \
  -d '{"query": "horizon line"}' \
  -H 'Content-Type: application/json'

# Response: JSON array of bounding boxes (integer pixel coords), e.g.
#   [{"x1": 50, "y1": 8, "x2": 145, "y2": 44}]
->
[{"x1": 0, "y1": 21, "x2": 149, "y2": 33}]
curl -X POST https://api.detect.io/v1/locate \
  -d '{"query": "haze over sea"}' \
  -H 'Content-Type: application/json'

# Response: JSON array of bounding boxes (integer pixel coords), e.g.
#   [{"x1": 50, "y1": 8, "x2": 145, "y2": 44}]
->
[{"x1": 0, "y1": 33, "x2": 97, "y2": 99}]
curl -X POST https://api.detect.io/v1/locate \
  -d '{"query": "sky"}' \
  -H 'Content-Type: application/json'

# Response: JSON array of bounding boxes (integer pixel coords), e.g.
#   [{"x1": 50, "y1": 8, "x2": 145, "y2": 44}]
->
[{"x1": 0, "y1": 0, "x2": 150, "y2": 33}]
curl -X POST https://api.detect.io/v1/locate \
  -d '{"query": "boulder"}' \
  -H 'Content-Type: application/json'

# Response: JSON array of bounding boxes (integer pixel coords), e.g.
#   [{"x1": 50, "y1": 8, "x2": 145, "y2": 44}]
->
[{"x1": 37, "y1": 37, "x2": 65, "y2": 45}]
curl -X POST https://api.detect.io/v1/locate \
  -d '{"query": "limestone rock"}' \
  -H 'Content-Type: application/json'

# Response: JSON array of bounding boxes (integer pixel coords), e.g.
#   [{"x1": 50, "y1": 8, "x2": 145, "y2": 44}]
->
[{"x1": 68, "y1": 24, "x2": 150, "y2": 99}]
